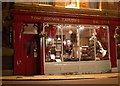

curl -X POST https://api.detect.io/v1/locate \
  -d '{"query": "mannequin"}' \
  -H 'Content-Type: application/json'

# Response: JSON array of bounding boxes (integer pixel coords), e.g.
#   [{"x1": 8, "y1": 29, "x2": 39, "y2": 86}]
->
[{"x1": 88, "y1": 33, "x2": 107, "y2": 60}]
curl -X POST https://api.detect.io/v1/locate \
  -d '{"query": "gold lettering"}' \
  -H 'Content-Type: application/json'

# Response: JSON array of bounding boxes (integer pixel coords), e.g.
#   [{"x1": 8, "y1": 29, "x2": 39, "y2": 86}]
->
[
  {"x1": 44, "y1": 17, "x2": 51, "y2": 21},
  {"x1": 93, "y1": 20, "x2": 110, "y2": 24},
  {"x1": 61, "y1": 18, "x2": 79, "y2": 23},
  {"x1": 44, "y1": 17, "x2": 60, "y2": 21},
  {"x1": 101, "y1": 20, "x2": 109, "y2": 24},
  {"x1": 32, "y1": 16, "x2": 80, "y2": 23},
  {"x1": 31, "y1": 16, "x2": 41, "y2": 20}
]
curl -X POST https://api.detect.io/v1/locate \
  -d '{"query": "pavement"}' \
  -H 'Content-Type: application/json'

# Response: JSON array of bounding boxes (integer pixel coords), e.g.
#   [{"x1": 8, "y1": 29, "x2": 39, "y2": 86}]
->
[{"x1": 2, "y1": 73, "x2": 119, "y2": 81}]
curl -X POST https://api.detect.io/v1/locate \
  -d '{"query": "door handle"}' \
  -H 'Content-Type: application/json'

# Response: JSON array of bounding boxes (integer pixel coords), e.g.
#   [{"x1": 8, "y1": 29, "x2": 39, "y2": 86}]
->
[
  {"x1": 17, "y1": 60, "x2": 22, "y2": 65},
  {"x1": 19, "y1": 60, "x2": 21, "y2": 63},
  {"x1": 17, "y1": 60, "x2": 19, "y2": 65}
]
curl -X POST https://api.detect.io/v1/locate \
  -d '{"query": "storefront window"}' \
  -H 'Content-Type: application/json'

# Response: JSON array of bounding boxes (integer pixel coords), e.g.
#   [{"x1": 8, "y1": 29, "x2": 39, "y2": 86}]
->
[
  {"x1": 87, "y1": 26, "x2": 109, "y2": 61},
  {"x1": 62, "y1": 25, "x2": 79, "y2": 61},
  {"x1": 44, "y1": 23, "x2": 109, "y2": 62}
]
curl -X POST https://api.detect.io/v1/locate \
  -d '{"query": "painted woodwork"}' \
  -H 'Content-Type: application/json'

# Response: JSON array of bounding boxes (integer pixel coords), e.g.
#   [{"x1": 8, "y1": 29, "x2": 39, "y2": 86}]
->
[{"x1": 12, "y1": 9, "x2": 120, "y2": 75}]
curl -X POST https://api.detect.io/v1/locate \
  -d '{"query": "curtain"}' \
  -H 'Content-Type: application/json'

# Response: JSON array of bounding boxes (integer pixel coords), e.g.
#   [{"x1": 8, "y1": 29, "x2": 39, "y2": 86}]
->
[
  {"x1": 45, "y1": 25, "x2": 57, "y2": 38},
  {"x1": 96, "y1": 27, "x2": 108, "y2": 50}
]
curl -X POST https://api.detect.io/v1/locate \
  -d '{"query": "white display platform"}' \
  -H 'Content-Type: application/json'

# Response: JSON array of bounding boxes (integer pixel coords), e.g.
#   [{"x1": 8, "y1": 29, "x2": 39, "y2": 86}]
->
[
  {"x1": 44, "y1": 60, "x2": 111, "y2": 75},
  {"x1": 117, "y1": 59, "x2": 120, "y2": 72}
]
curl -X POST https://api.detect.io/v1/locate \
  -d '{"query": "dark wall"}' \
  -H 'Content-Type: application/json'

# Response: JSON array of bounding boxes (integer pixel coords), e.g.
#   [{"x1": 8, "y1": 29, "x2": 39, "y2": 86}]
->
[{"x1": 2, "y1": 2, "x2": 14, "y2": 75}]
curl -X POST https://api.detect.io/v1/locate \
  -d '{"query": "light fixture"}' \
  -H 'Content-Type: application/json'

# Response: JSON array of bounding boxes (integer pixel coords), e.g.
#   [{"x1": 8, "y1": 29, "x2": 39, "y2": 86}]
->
[
  {"x1": 57, "y1": 26, "x2": 61, "y2": 40},
  {"x1": 65, "y1": 4, "x2": 78, "y2": 9},
  {"x1": 69, "y1": 29, "x2": 73, "y2": 34},
  {"x1": 79, "y1": 26, "x2": 84, "y2": 30},
  {"x1": 57, "y1": 25, "x2": 61, "y2": 29},
  {"x1": 48, "y1": 38, "x2": 52, "y2": 42},
  {"x1": 58, "y1": 37, "x2": 61, "y2": 40},
  {"x1": 67, "y1": 40, "x2": 71, "y2": 45},
  {"x1": 116, "y1": 26, "x2": 119, "y2": 30},
  {"x1": 64, "y1": 41, "x2": 66, "y2": 45}
]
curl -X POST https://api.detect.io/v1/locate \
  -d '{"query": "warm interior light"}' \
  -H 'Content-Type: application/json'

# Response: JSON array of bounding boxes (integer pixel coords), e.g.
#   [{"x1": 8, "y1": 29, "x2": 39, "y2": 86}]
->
[
  {"x1": 57, "y1": 25, "x2": 61, "y2": 29},
  {"x1": 69, "y1": 30, "x2": 73, "y2": 34},
  {"x1": 79, "y1": 26, "x2": 84, "y2": 30},
  {"x1": 99, "y1": 0, "x2": 102, "y2": 11},
  {"x1": 38, "y1": 4, "x2": 52, "y2": 7},
  {"x1": 58, "y1": 37, "x2": 61, "y2": 40},
  {"x1": 48, "y1": 38, "x2": 52, "y2": 42},
  {"x1": 67, "y1": 40, "x2": 71, "y2": 45},
  {"x1": 64, "y1": 41, "x2": 66, "y2": 45},
  {"x1": 57, "y1": 25, "x2": 61, "y2": 40},
  {"x1": 65, "y1": 4, "x2": 78, "y2": 9}
]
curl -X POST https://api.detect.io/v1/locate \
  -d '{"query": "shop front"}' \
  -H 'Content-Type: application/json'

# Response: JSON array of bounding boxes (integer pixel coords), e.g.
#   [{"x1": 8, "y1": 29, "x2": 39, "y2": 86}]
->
[{"x1": 12, "y1": 10, "x2": 119, "y2": 75}]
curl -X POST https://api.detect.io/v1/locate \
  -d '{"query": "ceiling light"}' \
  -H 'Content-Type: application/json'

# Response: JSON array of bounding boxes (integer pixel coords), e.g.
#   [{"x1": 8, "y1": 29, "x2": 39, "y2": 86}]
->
[
  {"x1": 69, "y1": 30, "x2": 73, "y2": 34},
  {"x1": 58, "y1": 37, "x2": 61, "y2": 40},
  {"x1": 48, "y1": 38, "x2": 52, "y2": 42},
  {"x1": 79, "y1": 26, "x2": 84, "y2": 30}
]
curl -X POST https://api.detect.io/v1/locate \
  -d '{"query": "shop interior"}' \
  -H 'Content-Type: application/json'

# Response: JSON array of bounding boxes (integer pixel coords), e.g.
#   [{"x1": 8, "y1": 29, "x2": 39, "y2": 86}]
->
[{"x1": 44, "y1": 23, "x2": 109, "y2": 62}]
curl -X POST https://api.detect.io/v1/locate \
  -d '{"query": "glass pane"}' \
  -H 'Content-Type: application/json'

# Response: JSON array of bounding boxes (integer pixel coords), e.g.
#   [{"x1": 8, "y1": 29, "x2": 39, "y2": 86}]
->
[
  {"x1": 45, "y1": 24, "x2": 62, "y2": 62},
  {"x1": 44, "y1": 23, "x2": 110, "y2": 62},
  {"x1": 80, "y1": 25, "x2": 109, "y2": 61},
  {"x1": 80, "y1": 26, "x2": 95, "y2": 61},
  {"x1": 62, "y1": 25, "x2": 79, "y2": 62},
  {"x1": 38, "y1": 0, "x2": 54, "y2": 6},
  {"x1": 89, "y1": 2, "x2": 99, "y2": 9},
  {"x1": 95, "y1": 26, "x2": 109, "y2": 60}
]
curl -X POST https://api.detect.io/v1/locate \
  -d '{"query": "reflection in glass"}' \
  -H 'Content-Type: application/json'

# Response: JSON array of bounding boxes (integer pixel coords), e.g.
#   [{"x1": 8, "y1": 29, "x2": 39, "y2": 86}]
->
[{"x1": 95, "y1": 26, "x2": 109, "y2": 60}]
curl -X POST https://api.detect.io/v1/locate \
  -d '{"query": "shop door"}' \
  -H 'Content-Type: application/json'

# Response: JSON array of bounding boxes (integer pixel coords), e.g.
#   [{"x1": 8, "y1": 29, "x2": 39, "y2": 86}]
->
[
  {"x1": 21, "y1": 34, "x2": 40, "y2": 75},
  {"x1": 20, "y1": 23, "x2": 40, "y2": 75}
]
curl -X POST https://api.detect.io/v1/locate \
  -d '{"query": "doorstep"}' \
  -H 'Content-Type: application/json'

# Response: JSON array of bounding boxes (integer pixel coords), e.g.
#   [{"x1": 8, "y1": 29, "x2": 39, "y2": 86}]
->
[{"x1": 2, "y1": 73, "x2": 119, "y2": 81}]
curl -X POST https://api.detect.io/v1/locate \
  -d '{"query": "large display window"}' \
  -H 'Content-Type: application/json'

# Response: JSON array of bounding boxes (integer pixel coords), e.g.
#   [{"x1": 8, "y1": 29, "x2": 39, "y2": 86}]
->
[{"x1": 44, "y1": 23, "x2": 110, "y2": 62}]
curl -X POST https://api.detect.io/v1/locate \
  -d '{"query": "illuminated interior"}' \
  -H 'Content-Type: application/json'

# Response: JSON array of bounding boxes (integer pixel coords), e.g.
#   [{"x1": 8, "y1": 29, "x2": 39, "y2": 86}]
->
[{"x1": 44, "y1": 23, "x2": 109, "y2": 62}]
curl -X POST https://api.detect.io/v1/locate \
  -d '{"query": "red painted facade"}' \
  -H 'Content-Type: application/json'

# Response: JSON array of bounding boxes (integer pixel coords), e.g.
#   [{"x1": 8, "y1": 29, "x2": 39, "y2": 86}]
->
[{"x1": 12, "y1": 10, "x2": 120, "y2": 75}]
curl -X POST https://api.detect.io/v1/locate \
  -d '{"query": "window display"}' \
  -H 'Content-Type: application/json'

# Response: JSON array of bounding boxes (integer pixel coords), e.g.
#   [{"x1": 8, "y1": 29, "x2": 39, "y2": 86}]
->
[{"x1": 44, "y1": 23, "x2": 109, "y2": 62}]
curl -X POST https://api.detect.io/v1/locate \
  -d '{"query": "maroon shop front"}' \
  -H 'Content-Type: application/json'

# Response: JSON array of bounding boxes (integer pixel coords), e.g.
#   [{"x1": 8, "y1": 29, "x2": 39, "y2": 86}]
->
[{"x1": 12, "y1": 10, "x2": 119, "y2": 75}]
